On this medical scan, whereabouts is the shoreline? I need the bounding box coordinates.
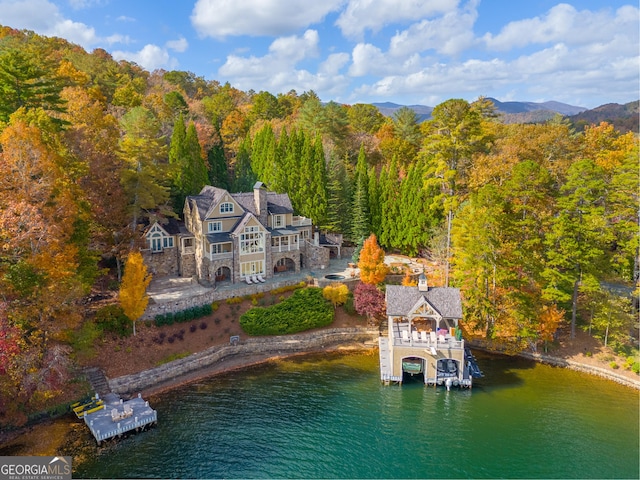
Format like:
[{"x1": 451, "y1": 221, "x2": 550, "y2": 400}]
[{"x1": 1, "y1": 334, "x2": 638, "y2": 455}]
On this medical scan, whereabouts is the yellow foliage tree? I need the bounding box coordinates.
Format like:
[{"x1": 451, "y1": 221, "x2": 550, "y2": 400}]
[
  {"x1": 119, "y1": 251, "x2": 152, "y2": 335},
  {"x1": 322, "y1": 283, "x2": 349, "y2": 309},
  {"x1": 358, "y1": 234, "x2": 388, "y2": 285}
]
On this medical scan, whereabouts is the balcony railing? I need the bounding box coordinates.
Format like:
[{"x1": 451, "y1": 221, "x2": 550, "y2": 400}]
[
  {"x1": 210, "y1": 251, "x2": 233, "y2": 261},
  {"x1": 291, "y1": 217, "x2": 312, "y2": 227},
  {"x1": 390, "y1": 326, "x2": 464, "y2": 349},
  {"x1": 271, "y1": 243, "x2": 299, "y2": 253}
]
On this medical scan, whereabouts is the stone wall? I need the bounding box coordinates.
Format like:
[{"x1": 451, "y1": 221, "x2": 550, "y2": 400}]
[
  {"x1": 304, "y1": 240, "x2": 330, "y2": 269},
  {"x1": 518, "y1": 351, "x2": 640, "y2": 390},
  {"x1": 143, "y1": 276, "x2": 309, "y2": 319},
  {"x1": 180, "y1": 252, "x2": 197, "y2": 278},
  {"x1": 142, "y1": 247, "x2": 179, "y2": 277},
  {"x1": 108, "y1": 328, "x2": 378, "y2": 395}
]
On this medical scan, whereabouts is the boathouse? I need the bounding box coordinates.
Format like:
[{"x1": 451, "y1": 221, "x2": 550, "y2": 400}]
[{"x1": 379, "y1": 274, "x2": 482, "y2": 388}]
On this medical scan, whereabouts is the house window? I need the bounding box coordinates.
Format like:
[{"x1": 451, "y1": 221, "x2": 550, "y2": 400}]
[
  {"x1": 211, "y1": 243, "x2": 223, "y2": 255},
  {"x1": 182, "y1": 238, "x2": 194, "y2": 249},
  {"x1": 241, "y1": 260, "x2": 264, "y2": 277},
  {"x1": 273, "y1": 215, "x2": 284, "y2": 228},
  {"x1": 220, "y1": 202, "x2": 234, "y2": 214},
  {"x1": 240, "y1": 226, "x2": 264, "y2": 254},
  {"x1": 208, "y1": 221, "x2": 222, "y2": 233},
  {"x1": 162, "y1": 237, "x2": 174, "y2": 248},
  {"x1": 150, "y1": 233, "x2": 163, "y2": 252}
]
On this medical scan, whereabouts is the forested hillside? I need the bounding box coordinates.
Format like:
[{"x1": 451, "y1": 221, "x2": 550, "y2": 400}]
[{"x1": 0, "y1": 27, "x2": 637, "y2": 425}]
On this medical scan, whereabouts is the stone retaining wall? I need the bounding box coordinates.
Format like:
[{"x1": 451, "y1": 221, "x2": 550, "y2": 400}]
[
  {"x1": 518, "y1": 351, "x2": 640, "y2": 390},
  {"x1": 143, "y1": 277, "x2": 308, "y2": 320},
  {"x1": 108, "y1": 328, "x2": 378, "y2": 395}
]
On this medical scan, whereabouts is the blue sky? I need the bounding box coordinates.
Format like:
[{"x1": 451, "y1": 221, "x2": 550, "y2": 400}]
[{"x1": 1, "y1": 0, "x2": 638, "y2": 108}]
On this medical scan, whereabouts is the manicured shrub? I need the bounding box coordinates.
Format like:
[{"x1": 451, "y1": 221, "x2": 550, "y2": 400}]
[
  {"x1": 226, "y1": 296, "x2": 243, "y2": 305},
  {"x1": 95, "y1": 305, "x2": 132, "y2": 337},
  {"x1": 190, "y1": 324, "x2": 197, "y2": 333},
  {"x1": 240, "y1": 287, "x2": 333, "y2": 336},
  {"x1": 200, "y1": 321, "x2": 207, "y2": 330}
]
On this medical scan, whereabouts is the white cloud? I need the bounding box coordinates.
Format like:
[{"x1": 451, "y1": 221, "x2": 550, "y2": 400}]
[
  {"x1": 112, "y1": 44, "x2": 178, "y2": 71},
  {"x1": 483, "y1": 4, "x2": 640, "y2": 51},
  {"x1": 319, "y1": 52, "x2": 350, "y2": 76},
  {"x1": 335, "y1": 0, "x2": 458, "y2": 39},
  {"x1": 166, "y1": 37, "x2": 188, "y2": 53},
  {"x1": 67, "y1": 0, "x2": 105, "y2": 9},
  {"x1": 0, "y1": 0, "x2": 127, "y2": 48},
  {"x1": 117, "y1": 15, "x2": 136, "y2": 23},
  {"x1": 218, "y1": 30, "x2": 349, "y2": 99},
  {"x1": 389, "y1": 0, "x2": 479, "y2": 57},
  {"x1": 191, "y1": 0, "x2": 344, "y2": 38}
]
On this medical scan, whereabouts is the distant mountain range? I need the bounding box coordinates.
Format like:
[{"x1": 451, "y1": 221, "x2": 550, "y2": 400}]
[{"x1": 371, "y1": 99, "x2": 638, "y2": 133}]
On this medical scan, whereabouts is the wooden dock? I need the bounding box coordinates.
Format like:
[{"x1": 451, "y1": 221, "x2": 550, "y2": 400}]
[{"x1": 84, "y1": 393, "x2": 157, "y2": 444}]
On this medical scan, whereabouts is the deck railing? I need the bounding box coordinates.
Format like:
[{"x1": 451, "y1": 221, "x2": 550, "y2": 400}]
[
  {"x1": 390, "y1": 331, "x2": 464, "y2": 349},
  {"x1": 271, "y1": 244, "x2": 299, "y2": 253}
]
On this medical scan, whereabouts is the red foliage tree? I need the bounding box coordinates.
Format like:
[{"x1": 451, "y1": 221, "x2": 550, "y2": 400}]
[{"x1": 354, "y1": 282, "x2": 386, "y2": 323}]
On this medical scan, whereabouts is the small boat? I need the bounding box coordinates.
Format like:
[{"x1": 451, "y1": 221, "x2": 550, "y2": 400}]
[{"x1": 402, "y1": 360, "x2": 423, "y2": 374}]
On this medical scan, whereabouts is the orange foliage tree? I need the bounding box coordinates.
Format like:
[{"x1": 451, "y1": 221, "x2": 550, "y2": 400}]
[{"x1": 357, "y1": 234, "x2": 388, "y2": 285}]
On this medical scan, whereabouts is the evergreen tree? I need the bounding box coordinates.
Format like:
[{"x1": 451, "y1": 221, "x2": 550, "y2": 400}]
[
  {"x1": 379, "y1": 157, "x2": 400, "y2": 249},
  {"x1": 350, "y1": 144, "x2": 370, "y2": 241},
  {"x1": 185, "y1": 121, "x2": 208, "y2": 193},
  {"x1": 207, "y1": 139, "x2": 229, "y2": 190},
  {"x1": 231, "y1": 136, "x2": 256, "y2": 192},
  {"x1": 543, "y1": 159, "x2": 611, "y2": 339},
  {"x1": 118, "y1": 107, "x2": 171, "y2": 231}
]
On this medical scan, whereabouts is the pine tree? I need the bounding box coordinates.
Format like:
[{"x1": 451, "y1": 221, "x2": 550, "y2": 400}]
[
  {"x1": 185, "y1": 121, "x2": 208, "y2": 194},
  {"x1": 118, "y1": 107, "x2": 171, "y2": 231},
  {"x1": 350, "y1": 144, "x2": 370, "y2": 241},
  {"x1": 207, "y1": 138, "x2": 229, "y2": 189},
  {"x1": 543, "y1": 159, "x2": 611, "y2": 339}
]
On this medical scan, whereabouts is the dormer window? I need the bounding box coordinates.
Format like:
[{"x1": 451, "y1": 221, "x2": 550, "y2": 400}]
[
  {"x1": 273, "y1": 215, "x2": 284, "y2": 228},
  {"x1": 220, "y1": 202, "x2": 234, "y2": 214}
]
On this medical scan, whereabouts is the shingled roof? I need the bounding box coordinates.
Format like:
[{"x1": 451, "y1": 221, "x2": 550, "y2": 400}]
[{"x1": 386, "y1": 284, "x2": 462, "y2": 319}]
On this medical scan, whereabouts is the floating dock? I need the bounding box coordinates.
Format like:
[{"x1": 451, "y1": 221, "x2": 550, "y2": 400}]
[{"x1": 83, "y1": 393, "x2": 157, "y2": 444}]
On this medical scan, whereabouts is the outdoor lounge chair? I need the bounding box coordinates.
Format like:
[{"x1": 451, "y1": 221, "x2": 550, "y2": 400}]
[
  {"x1": 412, "y1": 330, "x2": 420, "y2": 342},
  {"x1": 430, "y1": 331, "x2": 437, "y2": 343},
  {"x1": 257, "y1": 274, "x2": 266, "y2": 282},
  {"x1": 421, "y1": 331, "x2": 428, "y2": 342},
  {"x1": 402, "y1": 330, "x2": 410, "y2": 343},
  {"x1": 251, "y1": 275, "x2": 259, "y2": 283},
  {"x1": 245, "y1": 276, "x2": 252, "y2": 285}
]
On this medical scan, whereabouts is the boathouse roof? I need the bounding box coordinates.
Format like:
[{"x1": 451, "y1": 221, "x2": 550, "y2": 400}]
[{"x1": 386, "y1": 285, "x2": 462, "y2": 319}]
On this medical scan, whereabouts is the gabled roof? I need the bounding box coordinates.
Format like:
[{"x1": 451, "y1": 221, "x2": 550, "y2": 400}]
[
  {"x1": 230, "y1": 212, "x2": 266, "y2": 236},
  {"x1": 186, "y1": 185, "x2": 296, "y2": 226},
  {"x1": 386, "y1": 284, "x2": 462, "y2": 319},
  {"x1": 144, "y1": 218, "x2": 182, "y2": 237}
]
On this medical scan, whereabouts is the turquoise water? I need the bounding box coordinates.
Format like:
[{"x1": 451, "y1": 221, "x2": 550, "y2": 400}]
[{"x1": 75, "y1": 352, "x2": 639, "y2": 479}]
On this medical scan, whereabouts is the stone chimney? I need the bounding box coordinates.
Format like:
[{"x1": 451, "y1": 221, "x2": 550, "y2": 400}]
[{"x1": 253, "y1": 181, "x2": 268, "y2": 226}]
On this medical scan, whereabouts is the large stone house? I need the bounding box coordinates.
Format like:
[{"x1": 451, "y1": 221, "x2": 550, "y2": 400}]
[{"x1": 142, "y1": 182, "x2": 334, "y2": 286}]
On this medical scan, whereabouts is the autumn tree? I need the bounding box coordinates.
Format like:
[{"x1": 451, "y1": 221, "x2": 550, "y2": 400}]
[
  {"x1": 322, "y1": 283, "x2": 349, "y2": 309},
  {"x1": 353, "y1": 282, "x2": 386, "y2": 324},
  {"x1": 119, "y1": 251, "x2": 152, "y2": 336},
  {"x1": 358, "y1": 234, "x2": 388, "y2": 285}
]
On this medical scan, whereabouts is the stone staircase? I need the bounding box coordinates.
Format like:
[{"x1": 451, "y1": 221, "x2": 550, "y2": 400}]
[{"x1": 84, "y1": 367, "x2": 111, "y2": 397}]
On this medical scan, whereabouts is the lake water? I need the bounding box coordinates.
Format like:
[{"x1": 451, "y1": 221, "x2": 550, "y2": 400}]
[{"x1": 74, "y1": 351, "x2": 639, "y2": 479}]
